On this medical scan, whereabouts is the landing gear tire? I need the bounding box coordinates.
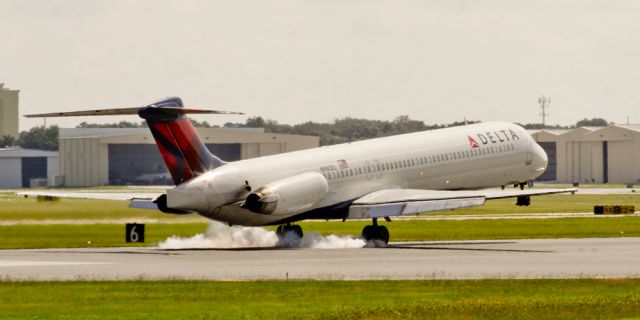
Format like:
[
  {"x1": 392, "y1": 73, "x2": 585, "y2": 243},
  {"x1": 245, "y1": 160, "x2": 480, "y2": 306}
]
[
  {"x1": 516, "y1": 195, "x2": 531, "y2": 206},
  {"x1": 291, "y1": 225, "x2": 303, "y2": 239},
  {"x1": 276, "y1": 224, "x2": 304, "y2": 247},
  {"x1": 362, "y1": 225, "x2": 390, "y2": 245}
]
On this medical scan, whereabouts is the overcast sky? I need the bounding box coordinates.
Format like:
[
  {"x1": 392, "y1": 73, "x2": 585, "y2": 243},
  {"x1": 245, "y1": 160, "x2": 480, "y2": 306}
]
[{"x1": 2, "y1": 0, "x2": 640, "y2": 131}]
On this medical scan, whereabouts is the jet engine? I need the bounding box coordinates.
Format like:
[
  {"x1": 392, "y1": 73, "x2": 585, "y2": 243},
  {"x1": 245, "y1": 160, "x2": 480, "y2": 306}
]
[{"x1": 243, "y1": 172, "x2": 329, "y2": 215}]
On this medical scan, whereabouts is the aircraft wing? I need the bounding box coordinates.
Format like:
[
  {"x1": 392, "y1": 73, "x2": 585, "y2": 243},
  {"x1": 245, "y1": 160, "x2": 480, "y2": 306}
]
[
  {"x1": 347, "y1": 188, "x2": 578, "y2": 219},
  {"x1": 16, "y1": 190, "x2": 164, "y2": 210}
]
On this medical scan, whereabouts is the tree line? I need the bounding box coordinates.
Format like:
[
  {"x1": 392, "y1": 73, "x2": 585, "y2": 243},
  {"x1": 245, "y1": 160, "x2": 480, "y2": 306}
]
[{"x1": 2, "y1": 117, "x2": 610, "y2": 151}]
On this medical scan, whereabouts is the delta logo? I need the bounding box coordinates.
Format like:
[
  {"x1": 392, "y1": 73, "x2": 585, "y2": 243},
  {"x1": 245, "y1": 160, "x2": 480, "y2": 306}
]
[
  {"x1": 467, "y1": 129, "x2": 520, "y2": 149},
  {"x1": 467, "y1": 136, "x2": 479, "y2": 148}
]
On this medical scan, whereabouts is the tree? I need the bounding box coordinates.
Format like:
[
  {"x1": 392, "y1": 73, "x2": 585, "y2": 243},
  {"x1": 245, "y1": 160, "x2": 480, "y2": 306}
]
[
  {"x1": 245, "y1": 116, "x2": 265, "y2": 128},
  {"x1": 189, "y1": 120, "x2": 216, "y2": 128},
  {"x1": 17, "y1": 126, "x2": 59, "y2": 151},
  {"x1": 77, "y1": 121, "x2": 147, "y2": 128},
  {"x1": 0, "y1": 135, "x2": 16, "y2": 147},
  {"x1": 576, "y1": 118, "x2": 608, "y2": 127}
]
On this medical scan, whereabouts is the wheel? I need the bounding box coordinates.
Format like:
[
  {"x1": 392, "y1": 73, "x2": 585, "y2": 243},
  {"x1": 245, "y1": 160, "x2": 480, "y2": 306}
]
[
  {"x1": 362, "y1": 225, "x2": 374, "y2": 241},
  {"x1": 292, "y1": 225, "x2": 303, "y2": 239},
  {"x1": 361, "y1": 225, "x2": 389, "y2": 244},
  {"x1": 276, "y1": 224, "x2": 303, "y2": 248},
  {"x1": 378, "y1": 226, "x2": 390, "y2": 244}
]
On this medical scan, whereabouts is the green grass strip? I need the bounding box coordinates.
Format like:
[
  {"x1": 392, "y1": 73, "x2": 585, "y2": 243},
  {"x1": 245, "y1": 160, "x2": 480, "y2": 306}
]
[
  {"x1": 0, "y1": 223, "x2": 207, "y2": 249},
  {"x1": 2, "y1": 193, "x2": 639, "y2": 221},
  {"x1": 2, "y1": 217, "x2": 640, "y2": 249},
  {"x1": 297, "y1": 216, "x2": 640, "y2": 242},
  {"x1": 0, "y1": 279, "x2": 639, "y2": 319}
]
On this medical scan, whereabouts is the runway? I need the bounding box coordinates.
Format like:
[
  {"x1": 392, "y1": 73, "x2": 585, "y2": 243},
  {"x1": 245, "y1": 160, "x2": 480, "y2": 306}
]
[{"x1": 1, "y1": 237, "x2": 639, "y2": 280}]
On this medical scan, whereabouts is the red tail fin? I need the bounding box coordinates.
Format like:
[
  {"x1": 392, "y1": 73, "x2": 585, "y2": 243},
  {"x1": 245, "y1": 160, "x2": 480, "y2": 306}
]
[
  {"x1": 24, "y1": 96, "x2": 240, "y2": 185},
  {"x1": 139, "y1": 97, "x2": 225, "y2": 185}
]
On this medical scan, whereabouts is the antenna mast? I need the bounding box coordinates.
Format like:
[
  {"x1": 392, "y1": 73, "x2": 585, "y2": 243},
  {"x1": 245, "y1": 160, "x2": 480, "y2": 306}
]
[{"x1": 538, "y1": 95, "x2": 550, "y2": 127}]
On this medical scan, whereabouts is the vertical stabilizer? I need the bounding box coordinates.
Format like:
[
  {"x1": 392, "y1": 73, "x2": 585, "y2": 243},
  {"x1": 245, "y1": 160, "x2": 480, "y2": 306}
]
[
  {"x1": 24, "y1": 96, "x2": 241, "y2": 185},
  {"x1": 138, "y1": 97, "x2": 225, "y2": 185}
]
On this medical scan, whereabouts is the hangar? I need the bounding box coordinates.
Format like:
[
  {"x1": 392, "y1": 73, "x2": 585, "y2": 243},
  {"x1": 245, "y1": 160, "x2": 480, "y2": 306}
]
[
  {"x1": 0, "y1": 147, "x2": 59, "y2": 188},
  {"x1": 58, "y1": 127, "x2": 319, "y2": 187},
  {"x1": 531, "y1": 124, "x2": 640, "y2": 184}
]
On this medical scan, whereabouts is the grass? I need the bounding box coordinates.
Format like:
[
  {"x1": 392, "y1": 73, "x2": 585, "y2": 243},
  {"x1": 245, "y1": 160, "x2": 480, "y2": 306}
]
[
  {"x1": 448, "y1": 193, "x2": 640, "y2": 215},
  {"x1": 2, "y1": 217, "x2": 640, "y2": 249},
  {"x1": 0, "y1": 193, "x2": 197, "y2": 221},
  {"x1": 0, "y1": 223, "x2": 207, "y2": 249},
  {"x1": 535, "y1": 183, "x2": 639, "y2": 188},
  {"x1": 1, "y1": 192, "x2": 639, "y2": 249},
  {"x1": 1, "y1": 193, "x2": 639, "y2": 221},
  {"x1": 0, "y1": 279, "x2": 640, "y2": 319},
  {"x1": 296, "y1": 217, "x2": 640, "y2": 242}
]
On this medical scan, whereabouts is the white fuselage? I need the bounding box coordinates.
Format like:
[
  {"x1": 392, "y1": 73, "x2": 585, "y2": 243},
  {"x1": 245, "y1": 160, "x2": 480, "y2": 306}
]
[{"x1": 166, "y1": 121, "x2": 548, "y2": 226}]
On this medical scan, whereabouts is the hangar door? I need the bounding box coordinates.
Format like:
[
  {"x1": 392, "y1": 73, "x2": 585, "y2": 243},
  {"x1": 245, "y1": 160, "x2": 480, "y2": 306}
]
[
  {"x1": 205, "y1": 143, "x2": 241, "y2": 161},
  {"x1": 21, "y1": 157, "x2": 47, "y2": 188},
  {"x1": 536, "y1": 142, "x2": 556, "y2": 181},
  {"x1": 109, "y1": 144, "x2": 169, "y2": 185},
  {"x1": 569, "y1": 142, "x2": 604, "y2": 184},
  {"x1": 607, "y1": 141, "x2": 634, "y2": 183},
  {"x1": 108, "y1": 143, "x2": 241, "y2": 185}
]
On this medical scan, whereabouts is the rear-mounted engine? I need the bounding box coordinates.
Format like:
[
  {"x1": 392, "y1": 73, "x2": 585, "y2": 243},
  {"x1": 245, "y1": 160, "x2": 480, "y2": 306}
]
[{"x1": 243, "y1": 172, "x2": 328, "y2": 215}]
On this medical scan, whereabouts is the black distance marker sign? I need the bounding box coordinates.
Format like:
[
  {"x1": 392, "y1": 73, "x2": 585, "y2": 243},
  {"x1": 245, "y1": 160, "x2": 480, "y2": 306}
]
[{"x1": 126, "y1": 223, "x2": 145, "y2": 243}]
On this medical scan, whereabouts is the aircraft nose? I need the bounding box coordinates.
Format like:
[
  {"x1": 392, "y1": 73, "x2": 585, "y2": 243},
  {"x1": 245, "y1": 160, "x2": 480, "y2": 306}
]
[{"x1": 531, "y1": 143, "x2": 548, "y2": 174}]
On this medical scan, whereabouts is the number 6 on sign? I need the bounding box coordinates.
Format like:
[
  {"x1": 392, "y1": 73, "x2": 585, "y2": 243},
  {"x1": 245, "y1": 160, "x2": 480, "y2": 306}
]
[{"x1": 126, "y1": 223, "x2": 145, "y2": 243}]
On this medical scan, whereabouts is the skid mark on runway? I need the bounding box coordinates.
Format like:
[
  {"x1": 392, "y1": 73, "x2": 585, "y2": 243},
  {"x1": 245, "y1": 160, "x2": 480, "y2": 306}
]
[
  {"x1": 388, "y1": 245, "x2": 552, "y2": 253},
  {"x1": 396, "y1": 241, "x2": 518, "y2": 246}
]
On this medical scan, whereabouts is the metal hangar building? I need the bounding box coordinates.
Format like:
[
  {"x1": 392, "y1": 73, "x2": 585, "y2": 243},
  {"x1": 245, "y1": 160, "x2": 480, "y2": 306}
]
[
  {"x1": 0, "y1": 148, "x2": 59, "y2": 188},
  {"x1": 58, "y1": 127, "x2": 319, "y2": 187},
  {"x1": 530, "y1": 124, "x2": 640, "y2": 184}
]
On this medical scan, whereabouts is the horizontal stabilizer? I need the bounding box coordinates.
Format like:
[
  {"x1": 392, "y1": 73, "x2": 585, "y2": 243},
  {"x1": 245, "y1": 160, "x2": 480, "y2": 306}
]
[
  {"x1": 24, "y1": 107, "x2": 243, "y2": 118},
  {"x1": 18, "y1": 190, "x2": 162, "y2": 201}
]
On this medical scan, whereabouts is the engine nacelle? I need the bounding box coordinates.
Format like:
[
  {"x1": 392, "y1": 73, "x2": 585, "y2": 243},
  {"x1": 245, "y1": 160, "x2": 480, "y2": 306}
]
[{"x1": 244, "y1": 172, "x2": 329, "y2": 215}]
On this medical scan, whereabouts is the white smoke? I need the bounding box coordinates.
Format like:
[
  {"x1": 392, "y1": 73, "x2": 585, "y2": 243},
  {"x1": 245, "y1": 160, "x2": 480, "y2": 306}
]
[{"x1": 157, "y1": 221, "x2": 369, "y2": 249}]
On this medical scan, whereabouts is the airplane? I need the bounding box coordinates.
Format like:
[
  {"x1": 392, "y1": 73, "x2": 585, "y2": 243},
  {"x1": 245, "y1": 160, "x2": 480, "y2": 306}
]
[{"x1": 24, "y1": 97, "x2": 576, "y2": 245}]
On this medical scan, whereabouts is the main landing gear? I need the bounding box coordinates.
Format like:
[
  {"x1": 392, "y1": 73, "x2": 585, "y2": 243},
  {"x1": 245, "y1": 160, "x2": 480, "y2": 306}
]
[
  {"x1": 275, "y1": 223, "x2": 303, "y2": 247},
  {"x1": 361, "y1": 218, "x2": 390, "y2": 244},
  {"x1": 514, "y1": 181, "x2": 530, "y2": 206}
]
